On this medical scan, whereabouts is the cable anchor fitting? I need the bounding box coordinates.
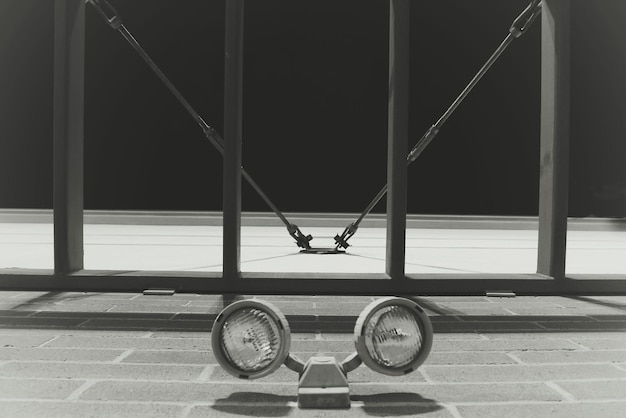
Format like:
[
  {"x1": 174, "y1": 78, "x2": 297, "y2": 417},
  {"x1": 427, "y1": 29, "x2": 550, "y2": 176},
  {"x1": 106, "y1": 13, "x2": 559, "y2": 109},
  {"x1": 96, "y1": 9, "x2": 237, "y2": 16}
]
[
  {"x1": 334, "y1": 223, "x2": 358, "y2": 249},
  {"x1": 407, "y1": 126, "x2": 439, "y2": 164},
  {"x1": 88, "y1": 0, "x2": 123, "y2": 30},
  {"x1": 510, "y1": 0, "x2": 542, "y2": 38},
  {"x1": 288, "y1": 224, "x2": 313, "y2": 250}
]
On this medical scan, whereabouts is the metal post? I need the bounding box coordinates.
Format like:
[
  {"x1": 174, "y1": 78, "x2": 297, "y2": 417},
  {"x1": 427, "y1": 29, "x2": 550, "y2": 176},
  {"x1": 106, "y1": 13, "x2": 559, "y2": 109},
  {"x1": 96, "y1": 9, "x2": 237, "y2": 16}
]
[
  {"x1": 386, "y1": 0, "x2": 410, "y2": 280},
  {"x1": 537, "y1": 0, "x2": 570, "y2": 280},
  {"x1": 53, "y1": 0, "x2": 85, "y2": 275},
  {"x1": 223, "y1": 0, "x2": 244, "y2": 280}
]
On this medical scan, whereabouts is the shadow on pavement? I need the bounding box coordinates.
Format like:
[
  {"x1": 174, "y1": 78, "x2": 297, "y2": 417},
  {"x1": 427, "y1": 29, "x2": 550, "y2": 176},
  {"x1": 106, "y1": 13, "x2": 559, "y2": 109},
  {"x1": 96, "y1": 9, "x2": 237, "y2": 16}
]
[
  {"x1": 211, "y1": 391, "x2": 442, "y2": 416},
  {"x1": 353, "y1": 392, "x2": 443, "y2": 416},
  {"x1": 212, "y1": 392, "x2": 295, "y2": 417}
]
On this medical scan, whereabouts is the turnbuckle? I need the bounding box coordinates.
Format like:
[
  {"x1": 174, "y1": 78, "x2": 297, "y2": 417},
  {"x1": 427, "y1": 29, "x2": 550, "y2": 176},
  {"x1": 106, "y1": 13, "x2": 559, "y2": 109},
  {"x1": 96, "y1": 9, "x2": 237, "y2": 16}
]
[{"x1": 510, "y1": 0, "x2": 542, "y2": 38}]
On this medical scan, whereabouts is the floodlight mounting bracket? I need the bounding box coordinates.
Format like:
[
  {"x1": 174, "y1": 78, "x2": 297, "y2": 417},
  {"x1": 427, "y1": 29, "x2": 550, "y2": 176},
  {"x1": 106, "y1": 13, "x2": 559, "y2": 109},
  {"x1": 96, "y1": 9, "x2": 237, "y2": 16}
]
[{"x1": 297, "y1": 356, "x2": 351, "y2": 409}]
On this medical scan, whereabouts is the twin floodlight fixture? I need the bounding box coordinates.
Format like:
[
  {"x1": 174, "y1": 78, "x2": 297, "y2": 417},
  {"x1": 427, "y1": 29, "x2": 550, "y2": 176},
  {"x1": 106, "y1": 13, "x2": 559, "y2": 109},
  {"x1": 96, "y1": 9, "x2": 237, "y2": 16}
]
[{"x1": 211, "y1": 297, "x2": 433, "y2": 409}]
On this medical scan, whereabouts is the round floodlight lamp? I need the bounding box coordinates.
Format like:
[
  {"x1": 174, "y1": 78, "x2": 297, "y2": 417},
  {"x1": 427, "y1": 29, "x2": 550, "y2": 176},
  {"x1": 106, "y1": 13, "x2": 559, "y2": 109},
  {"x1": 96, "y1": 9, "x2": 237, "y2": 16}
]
[
  {"x1": 354, "y1": 297, "x2": 433, "y2": 376},
  {"x1": 211, "y1": 299, "x2": 291, "y2": 379}
]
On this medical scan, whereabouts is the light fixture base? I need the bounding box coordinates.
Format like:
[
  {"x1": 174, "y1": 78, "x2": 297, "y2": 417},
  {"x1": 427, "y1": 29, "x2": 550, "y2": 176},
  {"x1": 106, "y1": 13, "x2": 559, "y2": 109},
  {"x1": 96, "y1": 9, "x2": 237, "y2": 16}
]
[{"x1": 297, "y1": 356, "x2": 350, "y2": 409}]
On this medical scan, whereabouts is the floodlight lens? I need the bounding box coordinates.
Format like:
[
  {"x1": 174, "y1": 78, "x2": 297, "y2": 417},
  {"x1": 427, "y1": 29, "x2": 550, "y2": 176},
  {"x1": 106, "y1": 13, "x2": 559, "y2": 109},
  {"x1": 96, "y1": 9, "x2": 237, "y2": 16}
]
[
  {"x1": 220, "y1": 307, "x2": 282, "y2": 373},
  {"x1": 355, "y1": 297, "x2": 433, "y2": 375},
  {"x1": 363, "y1": 305, "x2": 423, "y2": 368}
]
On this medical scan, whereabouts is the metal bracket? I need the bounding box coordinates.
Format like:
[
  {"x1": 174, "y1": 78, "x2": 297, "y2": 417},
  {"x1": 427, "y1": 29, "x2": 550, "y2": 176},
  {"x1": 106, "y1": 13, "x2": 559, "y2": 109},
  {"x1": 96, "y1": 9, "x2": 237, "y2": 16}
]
[
  {"x1": 297, "y1": 356, "x2": 351, "y2": 409},
  {"x1": 486, "y1": 291, "x2": 517, "y2": 298},
  {"x1": 143, "y1": 289, "x2": 175, "y2": 296}
]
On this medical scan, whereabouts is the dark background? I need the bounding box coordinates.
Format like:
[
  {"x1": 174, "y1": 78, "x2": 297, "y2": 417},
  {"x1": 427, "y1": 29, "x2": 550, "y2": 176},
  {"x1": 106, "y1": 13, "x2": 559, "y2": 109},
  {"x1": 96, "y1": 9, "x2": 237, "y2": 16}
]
[{"x1": 1, "y1": 0, "x2": 625, "y2": 216}]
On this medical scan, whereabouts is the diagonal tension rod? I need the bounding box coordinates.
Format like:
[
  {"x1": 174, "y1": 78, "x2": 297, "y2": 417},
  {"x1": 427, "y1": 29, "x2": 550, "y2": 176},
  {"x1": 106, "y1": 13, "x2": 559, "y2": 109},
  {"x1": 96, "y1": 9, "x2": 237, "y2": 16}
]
[
  {"x1": 87, "y1": 0, "x2": 313, "y2": 250},
  {"x1": 333, "y1": 0, "x2": 542, "y2": 250}
]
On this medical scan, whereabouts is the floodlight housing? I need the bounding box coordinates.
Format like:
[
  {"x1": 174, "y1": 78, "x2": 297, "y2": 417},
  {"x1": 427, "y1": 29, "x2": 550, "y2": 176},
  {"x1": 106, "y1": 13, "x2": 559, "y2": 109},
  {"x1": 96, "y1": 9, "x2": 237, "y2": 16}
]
[
  {"x1": 354, "y1": 297, "x2": 433, "y2": 376},
  {"x1": 211, "y1": 299, "x2": 291, "y2": 379}
]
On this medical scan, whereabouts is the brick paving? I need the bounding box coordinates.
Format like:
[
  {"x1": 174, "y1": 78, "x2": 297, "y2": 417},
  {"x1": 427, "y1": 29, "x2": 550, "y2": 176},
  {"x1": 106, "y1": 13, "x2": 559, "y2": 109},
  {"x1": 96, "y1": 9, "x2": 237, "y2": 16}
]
[{"x1": 0, "y1": 291, "x2": 625, "y2": 417}]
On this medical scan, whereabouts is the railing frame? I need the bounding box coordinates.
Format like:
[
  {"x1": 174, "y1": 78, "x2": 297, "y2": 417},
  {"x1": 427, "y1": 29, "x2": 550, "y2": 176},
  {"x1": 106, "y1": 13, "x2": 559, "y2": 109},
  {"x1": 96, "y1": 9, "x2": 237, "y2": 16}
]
[{"x1": 1, "y1": 0, "x2": 624, "y2": 296}]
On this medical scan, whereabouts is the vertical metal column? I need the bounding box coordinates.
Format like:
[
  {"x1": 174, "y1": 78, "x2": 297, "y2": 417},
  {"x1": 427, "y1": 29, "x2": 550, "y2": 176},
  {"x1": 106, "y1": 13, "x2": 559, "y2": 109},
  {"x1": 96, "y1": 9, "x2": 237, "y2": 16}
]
[
  {"x1": 386, "y1": 0, "x2": 410, "y2": 280},
  {"x1": 53, "y1": 0, "x2": 85, "y2": 276},
  {"x1": 537, "y1": 0, "x2": 570, "y2": 280},
  {"x1": 223, "y1": 0, "x2": 244, "y2": 280}
]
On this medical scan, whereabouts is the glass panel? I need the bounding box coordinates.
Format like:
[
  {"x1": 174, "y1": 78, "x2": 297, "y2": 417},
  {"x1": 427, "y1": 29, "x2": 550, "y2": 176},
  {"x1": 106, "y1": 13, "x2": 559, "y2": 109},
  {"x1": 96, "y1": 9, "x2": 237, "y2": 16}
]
[
  {"x1": 405, "y1": 0, "x2": 540, "y2": 276},
  {"x1": 240, "y1": 0, "x2": 388, "y2": 274},
  {"x1": 84, "y1": 219, "x2": 222, "y2": 272},
  {"x1": 83, "y1": 1, "x2": 224, "y2": 272},
  {"x1": 0, "y1": 2, "x2": 54, "y2": 269},
  {"x1": 240, "y1": 220, "x2": 387, "y2": 274},
  {"x1": 566, "y1": 0, "x2": 626, "y2": 276},
  {"x1": 405, "y1": 221, "x2": 538, "y2": 275},
  {"x1": 0, "y1": 216, "x2": 53, "y2": 269}
]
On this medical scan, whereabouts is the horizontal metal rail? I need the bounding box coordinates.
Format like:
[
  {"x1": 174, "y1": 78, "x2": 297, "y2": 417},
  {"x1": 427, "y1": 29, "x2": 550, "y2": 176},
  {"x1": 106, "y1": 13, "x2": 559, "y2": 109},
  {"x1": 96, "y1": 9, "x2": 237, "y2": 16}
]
[{"x1": 1, "y1": 270, "x2": 625, "y2": 296}]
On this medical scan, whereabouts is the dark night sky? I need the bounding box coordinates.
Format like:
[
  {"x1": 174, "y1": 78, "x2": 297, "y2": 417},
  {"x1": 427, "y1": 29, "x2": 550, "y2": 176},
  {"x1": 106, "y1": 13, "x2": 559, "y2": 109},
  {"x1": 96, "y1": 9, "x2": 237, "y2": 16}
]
[{"x1": 1, "y1": 0, "x2": 625, "y2": 216}]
